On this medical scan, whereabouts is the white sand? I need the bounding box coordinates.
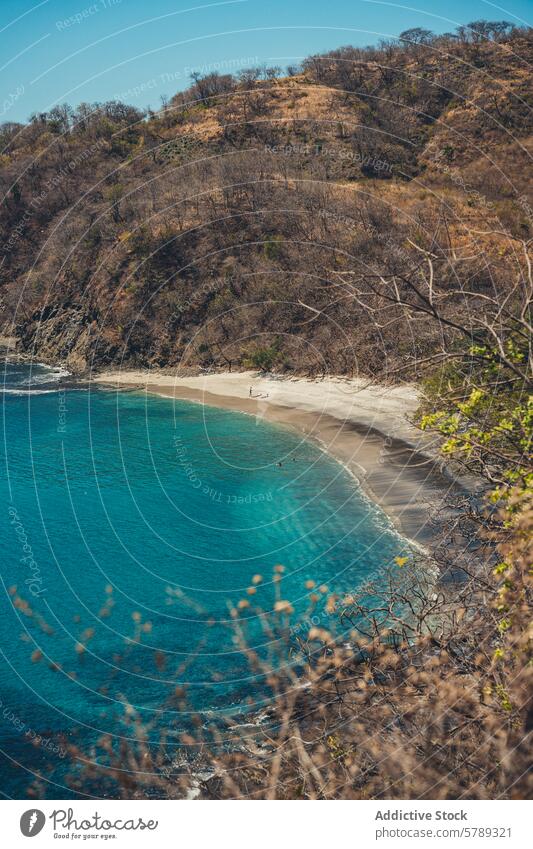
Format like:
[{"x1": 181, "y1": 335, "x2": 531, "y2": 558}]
[
  {"x1": 93, "y1": 369, "x2": 467, "y2": 549},
  {"x1": 94, "y1": 370, "x2": 423, "y2": 445}
]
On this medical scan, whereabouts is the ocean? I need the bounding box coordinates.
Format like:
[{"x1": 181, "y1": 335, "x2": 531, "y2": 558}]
[{"x1": 0, "y1": 363, "x2": 405, "y2": 797}]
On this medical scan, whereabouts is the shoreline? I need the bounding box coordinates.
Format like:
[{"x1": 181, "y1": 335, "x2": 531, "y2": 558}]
[{"x1": 93, "y1": 370, "x2": 477, "y2": 551}]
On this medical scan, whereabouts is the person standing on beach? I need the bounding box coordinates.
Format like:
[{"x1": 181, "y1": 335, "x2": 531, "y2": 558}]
[{"x1": 249, "y1": 387, "x2": 253, "y2": 397}]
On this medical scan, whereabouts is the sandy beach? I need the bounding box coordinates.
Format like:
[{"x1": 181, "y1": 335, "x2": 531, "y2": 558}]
[{"x1": 93, "y1": 370, "x2": 473, "y2": 549}]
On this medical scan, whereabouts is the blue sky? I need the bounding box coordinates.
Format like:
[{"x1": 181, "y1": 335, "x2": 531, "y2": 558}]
[{"x1": 2, "y1": 0, "x2": 532, "y2": 122}]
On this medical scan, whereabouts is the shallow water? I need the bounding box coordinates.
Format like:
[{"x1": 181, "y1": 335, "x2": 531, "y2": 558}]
[{"x1": 0, "y1": 363, "x2": 406, "y2": 797}]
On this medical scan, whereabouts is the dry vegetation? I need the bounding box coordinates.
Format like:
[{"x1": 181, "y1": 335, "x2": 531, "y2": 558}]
[
  {"x1": 42, "y1": 502, "x2": 528, "y2": 801},
  {"x1": 2, "y1": 21, "x2": 531, "y2": 800},
  {"x1": 1, "y1": 23, "x2": 531, "y2": 377}
]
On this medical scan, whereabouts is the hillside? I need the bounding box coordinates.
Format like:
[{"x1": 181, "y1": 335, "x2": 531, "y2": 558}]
[
  {"x1": 1, "y1": 24, "x2": 532, "y2": 377},
  {"x1": 1, "y1": 21, "x2": 532, "y2": 803}
]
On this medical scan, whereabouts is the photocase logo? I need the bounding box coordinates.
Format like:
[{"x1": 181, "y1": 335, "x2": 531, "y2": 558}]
[{"x1": 20, "y1": 809, "x2": 45, "y2": 837}]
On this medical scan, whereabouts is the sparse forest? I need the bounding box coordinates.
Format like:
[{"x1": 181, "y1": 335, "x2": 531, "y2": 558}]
[
  {"x1": 1, "y1": 22, "x2": 531, "y2": 378},
  {"x1": 1, "y1": 21, "x2": 531, "y2": 800}
]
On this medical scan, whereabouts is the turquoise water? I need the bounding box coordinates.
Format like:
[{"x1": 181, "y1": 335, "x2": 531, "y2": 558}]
[{"x1": 0, "y1": 364, "x2": 404, "y2": 797}]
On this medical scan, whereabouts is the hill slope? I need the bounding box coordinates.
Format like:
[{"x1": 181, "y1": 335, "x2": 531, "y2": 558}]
[{"x1": 1, "y1": 26, "x2": 531, "y2": 377}]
